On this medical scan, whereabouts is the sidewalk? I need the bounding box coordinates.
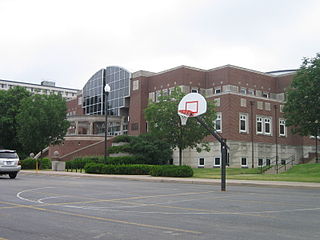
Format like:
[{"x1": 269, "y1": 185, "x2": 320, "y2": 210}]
[{"x1": 20, "y1": 170, "x2": 320, "y2": 189}]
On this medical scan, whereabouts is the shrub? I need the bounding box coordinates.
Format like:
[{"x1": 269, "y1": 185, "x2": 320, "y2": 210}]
[
  {"x1": 39, "y1": 158, "x2": 51, "y2": 169},
  {"x1": 112, "y1": 135, "x2": 134, "y2": 143},
  {"x1": 108, "y1": 144, "x2": 132, "y2": 154},
  {"x1": 84, "y1": 163, "x2": 154, "y2": 175},
  {"x1": 21, "y1": 158, "x2": 35, "y2": 169},
  {"x1": 21, "y1": 158, "x2": 51, "y2": 170},
  {"x1": 66, "y1": 156, "x2": 107, "y2": 170},
  {"x1": 150, "y1": 165, "x2": 193, "y2": 177},
  {"x1": 107, "y1": 156, "x2": 146, "y2": 165}
]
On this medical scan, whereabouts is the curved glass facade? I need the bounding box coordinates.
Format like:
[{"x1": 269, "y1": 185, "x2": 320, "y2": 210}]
[
  {"x1": 82, "y1": 66, "x2": 131, "y2": 117},
  {"x1": 82, "y1": 69, "x2": 104, "y2": 115},
  {"x1": 105, "y1": 66, "x2": 130, "y2": 116}
]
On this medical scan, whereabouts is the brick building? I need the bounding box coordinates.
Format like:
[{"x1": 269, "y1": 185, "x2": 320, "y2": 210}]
[
  {"x1": 57, "y1": 64, "x2": 316, "y2": 167},
  {"x1": 128, "y1": 65, "x2": 316, "y2": 168}
]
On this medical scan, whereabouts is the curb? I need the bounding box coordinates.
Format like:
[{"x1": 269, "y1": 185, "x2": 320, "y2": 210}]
[{"x1": 20, "y1": 170, "x2": 320, "y2": 189}]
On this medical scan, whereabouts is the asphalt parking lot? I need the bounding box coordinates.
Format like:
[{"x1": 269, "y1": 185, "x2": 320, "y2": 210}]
[{"x1": 1, "y1": 173, "x2": 320, "y2": 240}]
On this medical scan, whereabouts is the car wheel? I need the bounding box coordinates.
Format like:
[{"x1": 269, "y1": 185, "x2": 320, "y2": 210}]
[{"x1": 9, "y1": 172, "x2": 17, "y2": 179}]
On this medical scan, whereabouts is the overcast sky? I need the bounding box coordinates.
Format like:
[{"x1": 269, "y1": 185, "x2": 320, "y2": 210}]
[{"x1": 1, "y1": 0, "x2": 319, "y2": 89}]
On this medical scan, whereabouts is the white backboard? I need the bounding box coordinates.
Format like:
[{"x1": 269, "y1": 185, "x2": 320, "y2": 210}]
[{"x1": 178, "y1": 93, "x2": 207, "y2": 117}]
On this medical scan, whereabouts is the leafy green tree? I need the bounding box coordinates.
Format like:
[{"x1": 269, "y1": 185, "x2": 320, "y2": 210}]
[
  {"x1": 144, "y1": 88, "x2": 216, "y2": 165},
  {"x1": 284, "y1": 54, "x2": 320, "y2": 135},
  {"x1": 0, "y1": 87, "x2": 31, "y2": 153},
  {"x1": 16, "y1": 94, "x2": 70, "y2": 155},
  {"x1": 129, "y1": 134, "x2": 173, "y2": 165},
  {"x1": 284, "y1": 53, "x2": 320, "y2": 162}
]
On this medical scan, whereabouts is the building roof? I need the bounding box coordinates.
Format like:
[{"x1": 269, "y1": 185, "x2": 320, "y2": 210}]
[{"x1": 0, "y1": 78, "x2": 80, "y2": 91}]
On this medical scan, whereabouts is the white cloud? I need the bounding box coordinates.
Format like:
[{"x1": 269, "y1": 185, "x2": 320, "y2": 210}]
[{"x1": 0, "y1": 0, "x2": 320, "y2": 89}]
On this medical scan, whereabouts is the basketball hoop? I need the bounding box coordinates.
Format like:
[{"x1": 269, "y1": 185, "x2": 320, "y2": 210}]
[
  {"x1": 178, "y1": 110, "x2": 194, "y2": 126},
  {"x1": 177, "y1": 93, "x2": 207, "y2": 126}
]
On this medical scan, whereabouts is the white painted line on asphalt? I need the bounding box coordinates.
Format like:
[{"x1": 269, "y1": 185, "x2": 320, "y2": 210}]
[{"x1": 16, "y1": 187, "x2": 55, "y2": 203}]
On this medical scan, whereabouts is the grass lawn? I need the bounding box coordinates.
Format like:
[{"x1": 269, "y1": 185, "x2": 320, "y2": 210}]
[{"x1": 192, "y1": 163, "x2": 320, "y2": 183}]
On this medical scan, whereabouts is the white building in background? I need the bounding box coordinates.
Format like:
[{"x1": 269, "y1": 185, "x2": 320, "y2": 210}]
[{"x1": 0, "y1": 79, "x2": 80, "y2": 100}]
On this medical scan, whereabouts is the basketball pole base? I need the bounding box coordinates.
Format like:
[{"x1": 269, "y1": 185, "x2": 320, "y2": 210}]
[{"x1": 196, "y1": 116, "x2": 228, "y2": 192}]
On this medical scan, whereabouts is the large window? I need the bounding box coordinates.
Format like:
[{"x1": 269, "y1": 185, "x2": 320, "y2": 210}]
[
  {"x1": 256, "y1": 116, "x2": 272, "y2": 136},
  {"x1": 215, "y1": 112, "x2": 222, "y2": 132},
  {"x1": 82, "y1": 69, "x2": 104, "y2": 115},
  {"x1": 257, "y1": 117, "x2": 263, "y2": 134},
  {"x1": 239, "y1": 114, "x2": 248, "y2": 133},
  {"x1": 264, "y1": 118, "x2": 271, "y2": 135},
  {"x1": 105, "y1": 66, "x2": 131, "y2": 116},
  {"x1": 279, "y1": 119, "x2": 286, "y2": 136},
  {"x1": 82, "y1": 67, "x2": 131, "y2": 116}
]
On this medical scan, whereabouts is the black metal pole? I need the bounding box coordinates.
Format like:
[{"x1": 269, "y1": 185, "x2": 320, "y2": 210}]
[
  {"x1": 275, "y1": 105, "x2": 278, "y2": 174},
  {"x1": 221, "y1": 139, "x2": 227, "y2": 191},
  {"x1": 104, "y1": 92, "x2": 109, "y2": 163},
  {"x1": 196, "y1": 116, "x2": 228, "y2": 191},
  {"x1": 250, "y1": 101, "x2": 254, "y2": 168}
]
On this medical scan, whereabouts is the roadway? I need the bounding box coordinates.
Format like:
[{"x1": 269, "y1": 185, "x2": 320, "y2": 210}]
[{"x1": 0, "y1": 172, "x2": 320, "y2": 240}]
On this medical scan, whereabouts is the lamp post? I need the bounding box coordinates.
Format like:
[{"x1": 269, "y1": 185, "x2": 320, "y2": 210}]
[{"x1": 104, "y1": 84, "x2": 111, "y2": 163}]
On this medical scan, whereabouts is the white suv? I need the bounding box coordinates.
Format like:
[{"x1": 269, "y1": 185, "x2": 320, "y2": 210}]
[{"x1": 0, "y1": 150, "x2": 21, "y2": 179}]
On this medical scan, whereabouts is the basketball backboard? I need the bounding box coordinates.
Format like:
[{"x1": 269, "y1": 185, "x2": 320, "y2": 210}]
[{"x1": 178, "y1": 93, "x2": 207, "y2": 125}]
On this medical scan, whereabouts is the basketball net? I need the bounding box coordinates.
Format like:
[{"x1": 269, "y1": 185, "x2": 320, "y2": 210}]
[{"x1": 178, "y1": 110, "x2": 194, "y2": 126}]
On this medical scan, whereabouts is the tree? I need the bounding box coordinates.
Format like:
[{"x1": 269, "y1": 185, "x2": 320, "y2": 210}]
[
  {"x1": 130, "y1": 134, "x2": 173, "y2": 165},
  {"x1": 144, "y1": 88, "x2": 216, "y2": 165},
  {"x1": 284, "y1": 53, "x2": 320, "y2": 162},
  {"x1": 0, "y1": 87, "x2": 31, "y2": 154},
  {"x1": 16, "y1": 94, "x2": 70, "y2": 155}
]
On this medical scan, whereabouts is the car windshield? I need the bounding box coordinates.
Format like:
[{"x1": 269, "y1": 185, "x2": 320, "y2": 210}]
[{"x1": 0, "y1": 152, "x2": 18, "y2": 159}]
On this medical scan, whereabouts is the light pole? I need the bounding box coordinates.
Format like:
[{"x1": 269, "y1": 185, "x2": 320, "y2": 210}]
[{"x1": 104, "y1": 84, "x2": 111, "y2": 163}]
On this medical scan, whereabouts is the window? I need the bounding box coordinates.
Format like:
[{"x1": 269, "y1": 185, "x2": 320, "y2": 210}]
[
  {"x1": 191, "y1": 88, "x2": 198, "y2": 93},
  {"x1": 258, "y1": 158, "x2": 263, "y2": 166},
  {"x1": 264, "y1": 118, "x2": 271, "y2": 135},
  {"x1": 215, "y1": 112, "x2": 222, "y2": 132},
  {"x1": 256, "y1": 117, "x2": 263, "y2": 134},
  {"x1": 280, "y1": 105, "x2": 284, "y2": 113},
  {"x1": 279, "y1": 119, "x2": 286, "y2": 136},
  {"x1": 239, "y1": 114, "x2": 248, "y2": 133},
  {"x1": 215, "y1": 87, "x2": 221, "y2": 94},
  {"x1": 266, "y1": 158, "x2": 271, "y2": 166},
  {"x1": 215, "y1": 98, "x2": 220, "y2": 107},
  {"x1": 240, "y1": 98, "x2": 246, "y2": 107},
  {"x1": 241, "y1": 157, "x2": 247, "y2": 168},
  {"x1": 281, "y1": 159, "x2": 286, "y2": 165},
  {"x1": 256, "y1": 116, "x2": 272, "y2": 135},
  {"x1": 148, "y1": 92, "x2": 155, "y2": 102},
  {"x1": 264, "y1": 102, "x2": 271, "y2": 111},
  {"x1": 240, "y1": 87, "x2": 247, "y2": 94},
  {"x1": 257, "y1": 101, "x2": 263, "y2": 110},
  {"x1": 248, "y1": 89, "x2": 254, "y2": 95},
  {"x1": 131, "y1": 123, "x2": 139, "y2": 131},
  {"x1": 198, "y1": 158, "x2": 205, "y2": 168},
  {"x1": 214, "y1": 157, "x2": 221, "y2": 167}
]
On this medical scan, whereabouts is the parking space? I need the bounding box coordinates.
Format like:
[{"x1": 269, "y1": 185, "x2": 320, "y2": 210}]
[{"x1": 1, "y1": 173, "x2": 320, "y2": 240}]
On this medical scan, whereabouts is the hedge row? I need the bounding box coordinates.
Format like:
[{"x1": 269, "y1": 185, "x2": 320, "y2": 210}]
[
  {"x1": 21, "y1": 158, "x2": 52, "y2": 170},
  {"x1": 84, "y1": 163, "x2": 193, "y2": 177},
  {"x1": 150, "y1": 165, "x2": 193, "y2": 177},
  {"x1": 84, "y1": 163, "x2": 152, "y2": 175},
  {"x1": 66, "y1": 155, "x2": 147, "y2": 170}
]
